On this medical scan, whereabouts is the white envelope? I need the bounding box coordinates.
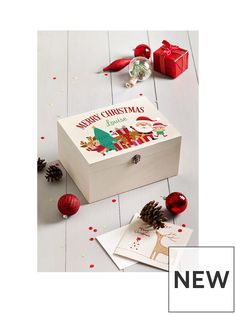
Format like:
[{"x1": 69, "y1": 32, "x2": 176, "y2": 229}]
[{"x1": 96, "y1": 225, "x2": 137, "y2": 270}]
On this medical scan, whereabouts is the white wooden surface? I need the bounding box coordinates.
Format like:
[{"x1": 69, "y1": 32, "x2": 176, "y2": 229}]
[{"x1": 38, "y1": 31, "x2": 198, "y2": 272}]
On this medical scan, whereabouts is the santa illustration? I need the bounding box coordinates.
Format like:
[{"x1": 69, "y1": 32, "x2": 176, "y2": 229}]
[
  {"x1": 133, "y1": 116, "x2": 157, "y2": 134},
  {"x1": 153, "y1": 122, "x2": 168, "y2": 138}
]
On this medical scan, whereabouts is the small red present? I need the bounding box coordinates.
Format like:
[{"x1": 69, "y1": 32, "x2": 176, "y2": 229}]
[{"x1": 153, "y1": 40, "x2": 188, "y2": 78}]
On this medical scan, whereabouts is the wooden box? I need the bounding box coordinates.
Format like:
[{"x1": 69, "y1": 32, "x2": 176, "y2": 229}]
[{"x1": 57, "y1": 97, "x2": 181, "y2": 203}]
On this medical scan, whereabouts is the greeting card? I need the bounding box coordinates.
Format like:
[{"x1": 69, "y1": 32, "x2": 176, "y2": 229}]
[{"x1": 115, "y1": 214, "x2": 192, "y2": 271}]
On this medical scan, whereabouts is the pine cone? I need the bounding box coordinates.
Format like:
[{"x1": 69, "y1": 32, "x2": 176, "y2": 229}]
[
  {"x1": 37, "y1": 157, "x2": 46, "y2": 172},
  {"x1": 140, "y1": 200, "x2": 167, "y2": 229},
  {"x1": 45, "y1": 165, "x2": 63, "y2": 182}
]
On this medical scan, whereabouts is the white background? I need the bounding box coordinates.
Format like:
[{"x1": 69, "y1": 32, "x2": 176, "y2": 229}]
[{"x1": 0, "y1": 1, "x2": 236, "y2": 314}]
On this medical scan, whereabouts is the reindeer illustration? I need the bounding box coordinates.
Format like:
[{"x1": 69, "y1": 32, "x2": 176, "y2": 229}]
[
  {"x1": 150, "y1": 230, "x2": 178, "y2": 260},
  {"x1": 80, "y1": 136, "x2": 107, "y2": 156}
]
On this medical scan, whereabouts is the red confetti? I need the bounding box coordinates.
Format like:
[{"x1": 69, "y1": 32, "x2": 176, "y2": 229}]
[
  {"x1": 89, "y1": 237, "x2": 94, "y2": 241},
  {"x1": 40, "y1": 136, "x2": 45, "y2": 140},
  {"x1": 112, "y1": 199, "x2": 117, "y2": 203},
  {"x1": 104, "y1": 73, "x2": 108, "y2": 76},
  {"x1": 52, "y1": 76, "x2": 57, "y2": 80},
  {"x1": 88, "y1": 226, "x2": 93, "y2": 230},
  {"x1": 182, "y1": 224, "x2": 186, "y2": 227},
  {"x1": 178, "y1": 229, "x2": 182, "y2": 232},
  {"x1": 136, "y1": 237, "x2": 141, "y2": 241},
  {"x1": 93, "y1": 229, "x2": 97, "y2": 232},
  {"x1": 89, "y1": 264, "x2": 94, "y2": 268},
  {"x1": 139, "y1": 93, "x2": 143, "y2": 96}
]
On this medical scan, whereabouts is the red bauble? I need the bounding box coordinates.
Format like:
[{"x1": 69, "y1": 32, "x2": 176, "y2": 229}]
[
  {"x1": 134, "y1": 44, "x2": 151, "y2": 59},
  {"x1": 57, "y1": 194, "x2": 80, "y2": 218},
  {"x1": 165, "y1": 192, "x2": 188, "y2": 215}
]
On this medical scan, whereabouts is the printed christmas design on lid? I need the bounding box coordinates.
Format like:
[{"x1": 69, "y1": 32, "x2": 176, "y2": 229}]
[
  {"x1": 58, "y1": 97, "x2": 180, "y2": 164},
  {"x1": 77, "y1": 100, "x2": 169, "y2": 158},
  {"x1": 79, "y1": 114, "x2": 167, "y2": 156}
]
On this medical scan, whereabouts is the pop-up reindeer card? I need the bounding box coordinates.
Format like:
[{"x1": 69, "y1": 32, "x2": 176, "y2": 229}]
[{"x1": 115, "y1": 214, "x2": 192, "y2": 270}]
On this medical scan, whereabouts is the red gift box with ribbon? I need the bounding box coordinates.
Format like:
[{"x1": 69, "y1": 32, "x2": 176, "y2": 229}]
[{"x1": 153, "y1": 40, "x2": 188, "y2": 78}]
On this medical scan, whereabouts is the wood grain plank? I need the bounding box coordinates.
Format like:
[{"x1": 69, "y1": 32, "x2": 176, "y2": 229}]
[
  {"x1": 67, "y1": 31, "x2": 112, "y2": 115},
  {"x1": 37, "y1": 31, "x2": 68, "y2": 271},
  {"x1": 37, "y1": 161, "x2": 67, "y2": 271},
  {"x1": 38, "y1": 31, "x2": 68, "y2": 162},
  {"x1": 65, "y1": 31, "x2": 120, "y2": 272},
  {"x1": 148, "y1": 31, "x2": 199, "y2": 246},
  {"x1": 188, "y1": 31, "x2": 199, "y2": 80},
  {"x1": 65, "y1": 175, "x2": 121, "y2": 272},
  {"x1": 108, "y1": 31, "x2": 171, "y2": 272}
]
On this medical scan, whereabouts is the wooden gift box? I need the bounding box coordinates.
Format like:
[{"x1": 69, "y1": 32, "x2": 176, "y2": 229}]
[{"x1": 58, "y1": 97, "x2": 181, "y2": 203}]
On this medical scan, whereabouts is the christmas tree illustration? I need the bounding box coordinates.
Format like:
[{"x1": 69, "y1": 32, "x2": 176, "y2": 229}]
[{"x1": 93, "y1": 126, "x2": 118, "y2": 151}]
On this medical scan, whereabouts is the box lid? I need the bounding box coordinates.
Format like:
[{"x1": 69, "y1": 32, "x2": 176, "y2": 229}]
[{"x1": 58, "y1": 97, "x2": 181, "y2": 165}]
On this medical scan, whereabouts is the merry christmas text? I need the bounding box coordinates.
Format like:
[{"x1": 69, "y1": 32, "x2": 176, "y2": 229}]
[
  {"x1": 76, "y1": 106, "x2": 145, "y2": 129},
  {"x1": 135, "y1": 227, "x2": 150, "y2": 237}
]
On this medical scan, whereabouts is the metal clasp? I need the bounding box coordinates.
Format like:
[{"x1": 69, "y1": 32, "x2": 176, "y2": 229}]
[{"x1": 132, "y1": 154, "x2": 141, "y2": 164}]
